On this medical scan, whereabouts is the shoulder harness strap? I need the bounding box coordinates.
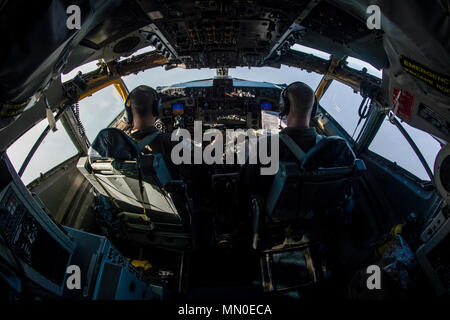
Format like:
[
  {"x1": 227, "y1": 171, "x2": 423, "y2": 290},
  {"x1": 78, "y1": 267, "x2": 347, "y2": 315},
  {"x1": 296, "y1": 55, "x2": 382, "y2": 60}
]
[
  {"x1": 279, "y1": 133, "x2": 306, "y2": 162},
  {"x1": 136, "y1": 131, "x2": 162, "y2": 154}
]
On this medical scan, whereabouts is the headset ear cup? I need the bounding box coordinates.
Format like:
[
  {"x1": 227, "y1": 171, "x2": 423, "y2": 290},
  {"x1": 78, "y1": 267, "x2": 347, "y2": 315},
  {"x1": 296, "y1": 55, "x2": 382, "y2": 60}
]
[
  {"x1": 152, "y1": 101, "x2": 157, "y2": 117},
  {"x1": 279, "y1": 88, "x2": 290, "y2": 116},
  {"x1": 125, "y1": 107, "x2": 133, "y2": 124},
  {"x1": 284, "y1": 94, "x2": 290, "y2": 116},
  {"x1": 152, "y1": 97, "x2": 162, "y2": 117},
  {"x1": 124, "y1": 95, "x2": 133, "y2": 124}
]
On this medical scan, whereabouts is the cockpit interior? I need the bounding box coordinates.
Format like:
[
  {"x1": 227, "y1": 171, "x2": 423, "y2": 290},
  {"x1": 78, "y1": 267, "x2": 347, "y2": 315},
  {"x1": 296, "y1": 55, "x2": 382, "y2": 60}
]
[{"x1": 0, "y1": 0, "x2": 448, "y2": 302}]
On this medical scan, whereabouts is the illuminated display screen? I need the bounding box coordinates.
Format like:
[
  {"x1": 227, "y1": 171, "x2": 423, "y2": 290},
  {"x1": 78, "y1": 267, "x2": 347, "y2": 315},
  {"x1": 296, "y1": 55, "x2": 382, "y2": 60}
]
[
  {"x1": 172, "y1": 103, "x2": 184, "y2": 115},
  {"x1": 261, "y1": 102, "x2": 272, "y2": 110}
]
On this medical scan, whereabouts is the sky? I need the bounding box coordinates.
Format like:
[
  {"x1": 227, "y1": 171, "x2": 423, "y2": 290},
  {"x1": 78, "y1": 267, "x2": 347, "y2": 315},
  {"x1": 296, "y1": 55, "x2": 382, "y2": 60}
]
[{"x1": 6, "y1": 45, "x2": 441, "y2": 184}]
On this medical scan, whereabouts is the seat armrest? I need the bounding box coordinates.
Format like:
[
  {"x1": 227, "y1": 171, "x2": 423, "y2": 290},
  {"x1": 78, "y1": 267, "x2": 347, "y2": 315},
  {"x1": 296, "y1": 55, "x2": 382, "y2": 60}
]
[
  {"x1": 303, "y1": 159, "x2": 366, "y2": 180},
  {"x1": 303, "y1": 166, "x2": 354, "y2": 179},
  {"x1": 90, "y1": 161, "x2": 114, "y2": 173}
]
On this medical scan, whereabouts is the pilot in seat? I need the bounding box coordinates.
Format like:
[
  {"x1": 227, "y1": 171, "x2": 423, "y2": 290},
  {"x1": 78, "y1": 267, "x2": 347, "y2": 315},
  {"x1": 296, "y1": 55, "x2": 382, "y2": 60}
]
[
  {"x1": 239, "y1": 81, "x2": 364, "y2": 245},
  {"x1": 236, "y1": 83, "x2": 366, "y2": 295},
  {"x1": 278, "y1": 82, "x2": 323, "y2": 158},
  {"x1": 87, "y1": 85, "x2": 194, "y2": 243},
  {"x1": 125, "y1": 85, "x2": 179, "y2": 177},
  {"x1": 246, "y1": 81, "x2": 357, "y2": 197}
]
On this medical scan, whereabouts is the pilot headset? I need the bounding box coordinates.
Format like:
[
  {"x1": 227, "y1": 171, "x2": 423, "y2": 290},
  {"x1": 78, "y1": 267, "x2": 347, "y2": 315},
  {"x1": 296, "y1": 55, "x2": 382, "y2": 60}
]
[
  {"x1": 279, "y1": 81, "x2": 318, "y2": 118},
  {"x1": 124, "y1": 86, "x2": 162, "y2": 125}
]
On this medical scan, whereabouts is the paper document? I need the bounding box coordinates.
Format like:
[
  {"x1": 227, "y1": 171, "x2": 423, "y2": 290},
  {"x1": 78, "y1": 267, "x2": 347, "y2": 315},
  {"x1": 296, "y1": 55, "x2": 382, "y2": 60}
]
[{"x1": 261, "y1": 110, "x2": 286, "y2": 133}]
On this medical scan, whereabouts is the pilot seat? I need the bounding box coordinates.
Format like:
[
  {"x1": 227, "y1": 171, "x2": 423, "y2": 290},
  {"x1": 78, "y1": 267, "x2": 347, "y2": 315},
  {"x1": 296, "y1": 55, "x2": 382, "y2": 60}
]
[
  {"x1": 249, "y1": 134, "x2": 367, "y2": 294},
  {"x1": 77, "y1": 128, "x2": 192, "y2": 250}
]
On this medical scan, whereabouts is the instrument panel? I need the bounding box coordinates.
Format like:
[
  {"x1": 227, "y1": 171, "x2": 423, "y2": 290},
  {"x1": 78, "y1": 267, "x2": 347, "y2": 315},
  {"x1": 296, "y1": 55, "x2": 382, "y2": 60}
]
[
  {"x1": 157, "y1": 78, "x2": 282, "y2": 132},
  {"x1": 0, "y1": 152, "x2": 75, "y2": 296}
]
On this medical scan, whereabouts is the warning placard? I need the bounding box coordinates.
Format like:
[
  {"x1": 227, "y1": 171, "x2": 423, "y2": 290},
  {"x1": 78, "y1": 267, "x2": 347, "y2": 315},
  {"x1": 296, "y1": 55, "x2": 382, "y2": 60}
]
[{"x1": 400, "y1": 56, "x2": 450, "y2": 96}]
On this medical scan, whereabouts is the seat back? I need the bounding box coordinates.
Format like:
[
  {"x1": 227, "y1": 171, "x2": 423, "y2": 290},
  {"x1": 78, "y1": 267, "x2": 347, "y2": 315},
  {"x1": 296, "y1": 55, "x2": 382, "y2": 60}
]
[
  {"x1": 266, "y1": 136, "x2": 366, "y2": 222},
  {"x1": 250, "y1": 136, "x2": 366, "y2": 293},
  {"x1": 82, "y1": 156, "x2": 180, "y2": 219}
]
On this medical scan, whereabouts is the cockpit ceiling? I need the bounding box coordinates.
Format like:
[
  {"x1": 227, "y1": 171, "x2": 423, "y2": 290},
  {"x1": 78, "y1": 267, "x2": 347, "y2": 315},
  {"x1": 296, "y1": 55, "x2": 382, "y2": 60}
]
[
  {"x1": 67, "y1": 0, "x2": 388, "y2": 71},
  {"x1": 81, "y1": 1, "x2": 150, "y2": 49},
  {"x1": 136, "y1": 0, "x2": 313, "y2": 68}
]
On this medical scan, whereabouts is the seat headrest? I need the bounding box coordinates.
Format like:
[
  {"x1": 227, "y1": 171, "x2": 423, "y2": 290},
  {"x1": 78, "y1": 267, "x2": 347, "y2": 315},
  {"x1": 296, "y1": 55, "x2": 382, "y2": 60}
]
[
  {"x1": 89, "y1": 128, "x2": 138, "y2": 161},
  {"x1": 301, "y1": 136, "x2": 356, "y2": 171}
]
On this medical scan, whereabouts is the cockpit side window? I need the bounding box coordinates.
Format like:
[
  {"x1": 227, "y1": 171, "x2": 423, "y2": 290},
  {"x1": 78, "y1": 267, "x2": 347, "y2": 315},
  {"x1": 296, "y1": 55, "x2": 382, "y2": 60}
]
[
  {"x1": 77, "y1": 85, "x2": 125, "y2": 142},
  {"x1": 368, "y1": 116, "x2": 441, "y2": 181},
  {"x1": 319, "y1": 81, "x2": 365, "y2": 140},
  {"x1": 6, "y1": 84, "x2": 124, "y2": 186},
  {"x1": 345, "y1": 57, "x2": 382, "y2": 79},
  {"x1": 6, "y1": 117, "x2": 78, "y2": 185}
]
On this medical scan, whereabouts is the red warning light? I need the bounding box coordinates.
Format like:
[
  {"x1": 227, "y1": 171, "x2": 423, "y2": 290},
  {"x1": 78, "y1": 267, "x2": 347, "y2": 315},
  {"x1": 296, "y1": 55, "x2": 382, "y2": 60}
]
[{"x1": 392, "y1": 88, "x2": 414, "y2": 119}]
